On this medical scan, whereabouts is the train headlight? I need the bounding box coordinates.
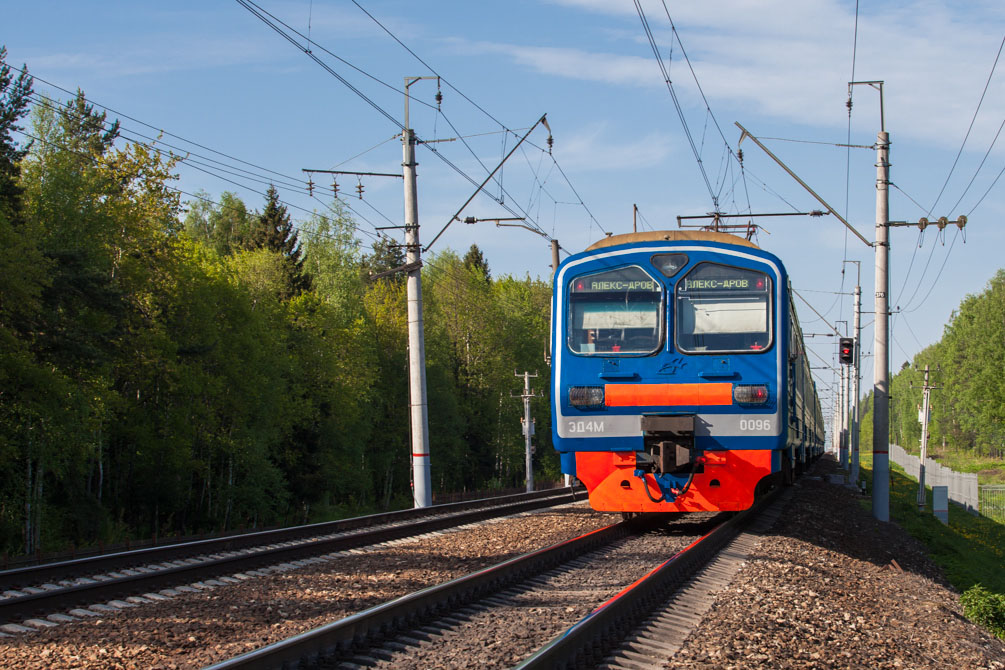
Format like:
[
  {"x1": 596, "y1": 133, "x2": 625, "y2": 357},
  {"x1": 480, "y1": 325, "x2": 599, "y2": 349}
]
[
  {"x1": 569, "y1": 386, "x2": 605, "y2": 408},
  {"x1": 734, "y1": 384, "x2": 769, "y2": 405}
]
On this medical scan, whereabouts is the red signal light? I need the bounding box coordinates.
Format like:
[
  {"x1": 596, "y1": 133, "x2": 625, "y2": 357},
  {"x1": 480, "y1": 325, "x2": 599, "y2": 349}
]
[{"x1": 839, "y1": 337, "x2": 855, "y2": 365}]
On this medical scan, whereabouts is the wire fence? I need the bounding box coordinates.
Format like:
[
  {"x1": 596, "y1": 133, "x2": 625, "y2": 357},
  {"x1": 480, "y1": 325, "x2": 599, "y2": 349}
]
[
  {"x1": 981, "y1": 486, "x2": 1005, "y2": 523},
  {"x1": 890, "y1": 445, "x2": 1005, "y2": 522},
  {"x1": 890, "y1": 444, "x2": 980, "y2": 513}
]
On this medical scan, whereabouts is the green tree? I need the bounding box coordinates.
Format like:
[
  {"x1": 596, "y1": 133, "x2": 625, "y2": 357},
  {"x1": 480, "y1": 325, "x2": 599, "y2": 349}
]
[
  {"x1": 246, "y1": 185, "x2": 310, "y2": 298},
  {"x1": 300, "y1": 202, "x2": 363, "y2": 314},
  {"x1": 0, "y1": 46, "x2": 33, "y2": 222},
  {"x1": 183, "y1": 190, "x2": 254, "y2": 256},
  {"x1": 12, "y1": 89, "x2": 181, "y2": 551},
  {"x1": 360, "y1": 236, "x2": 406, "y2": 283},
  {"x1": 0, "y1": 46, "x2": 44, "y2": 329},
  {"x1": 463, "y1": 243, "x2": 491, "y2": 281}
]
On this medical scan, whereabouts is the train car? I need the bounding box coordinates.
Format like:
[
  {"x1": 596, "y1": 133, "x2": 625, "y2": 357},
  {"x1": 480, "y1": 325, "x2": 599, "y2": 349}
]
[{"x1": 551, "y1": 230, "x2": 824, "y2": 514}]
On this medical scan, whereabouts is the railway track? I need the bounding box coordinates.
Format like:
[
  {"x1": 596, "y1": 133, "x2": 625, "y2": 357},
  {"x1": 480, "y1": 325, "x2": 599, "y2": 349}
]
[
  {"x1": 204, "y1": 487, "x2": 785, "y2": 670},
  {"x1": 0, "y1": 487, "x2": 577, "y2": 627},
  {"x1": 524, "y1": 487, "x2": 789, "y2": 669}
]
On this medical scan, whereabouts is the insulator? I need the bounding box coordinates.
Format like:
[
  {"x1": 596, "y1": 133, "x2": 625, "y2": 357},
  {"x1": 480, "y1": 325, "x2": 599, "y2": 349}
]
[
  {"x1": 307, "y1": 177, "x2": 314, "y2": 197},
  {"x1": 435, "y1": 90, "x2": 443, "y2": 110},
  {"x1": 547, "y1": 135, "x2": 554, "y2": 154},
  {"x1": 332, "y1": 179, "x2": 338, "y2": 196},
  {"x1": 737, "y1": 148, "x2": 744, "y2": 164},
  {"x1": 357, "y1": 180, "x2": 364, "y2": 199}
]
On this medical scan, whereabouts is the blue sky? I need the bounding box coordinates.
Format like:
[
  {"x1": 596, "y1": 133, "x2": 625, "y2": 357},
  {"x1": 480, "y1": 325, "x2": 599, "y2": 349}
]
[{"x1": 6, "y1": 0, "x2": 1005, "y2": 425}]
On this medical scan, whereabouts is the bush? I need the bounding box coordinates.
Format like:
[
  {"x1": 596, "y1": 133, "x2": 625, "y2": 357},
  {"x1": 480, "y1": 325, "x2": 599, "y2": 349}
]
[{"x1": 960, "y1": 584, "x2": 1005, "y2": 640}]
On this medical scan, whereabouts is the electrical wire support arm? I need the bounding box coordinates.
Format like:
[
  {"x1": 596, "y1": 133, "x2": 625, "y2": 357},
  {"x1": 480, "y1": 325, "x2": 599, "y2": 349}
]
[
  {"x1": 424, "y1": 114, "x2": 551, "y2": 253},
  {"x1": 735, "y1": 122, "x2": 872, "y2": 247}
]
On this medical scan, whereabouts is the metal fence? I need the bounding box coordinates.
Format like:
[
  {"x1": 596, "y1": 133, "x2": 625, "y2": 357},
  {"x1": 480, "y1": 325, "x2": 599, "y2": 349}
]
[
  {"x1": 890, "y1": 444, "x2": 980, "y2": 514},
  {"x1": 981, "y1": 486, "x2": 1005, "y2": 523}
]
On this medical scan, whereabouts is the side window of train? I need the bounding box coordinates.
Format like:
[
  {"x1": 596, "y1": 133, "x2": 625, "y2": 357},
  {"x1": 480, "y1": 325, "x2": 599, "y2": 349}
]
[
  {"x1": 567, "y1": 265, "x2": 663, "y2": 355},
  {"x1": 675, "y1": 263, "x2": 773, "y2": 353}
]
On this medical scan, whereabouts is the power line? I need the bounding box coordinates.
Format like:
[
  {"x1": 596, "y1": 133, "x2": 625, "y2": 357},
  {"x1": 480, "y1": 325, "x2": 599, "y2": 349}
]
[
  {"x1": 950, "y1": 115, "x2": 1005, "y2": 214},
  {"x1": 14, "y1": 126, "x2": 382, "y2": 244},
  {"x1": 236, "y1": 0, "x2": 405, "y2": 130},
  {"x1": 928, "y1": 33, "x2": 1005, "y2": 216},
  {"x1": 892, "y1": 35, "x2": 1003, "y2": 318},
  {"x1": 22, "y1": 85, "x2": 404, "y2": 232},
  {"x1": 234, "y1": 1, "x2": 568, "y2": 244},
  {"x1": 10, "y1": 59, "x2": 416, "y2": 240},
  {"x1": 634, "y1": 0, "x2": 717, "y2": 209},
  {"x1": 349, "y1": 0, "x2": 519, "y2": 142},
  {"x1": 965, "y1": 155, "x2": 1005, "y2": 216},
  {"x1": 840, "y1": 1, "x2": 862, "y2": 331},
  {"x1": 5, "y1": 60, "x2": 314, "y2": 192},
  {"x1": 903, "y1": 229, "x2": 962, "y2": 314}
]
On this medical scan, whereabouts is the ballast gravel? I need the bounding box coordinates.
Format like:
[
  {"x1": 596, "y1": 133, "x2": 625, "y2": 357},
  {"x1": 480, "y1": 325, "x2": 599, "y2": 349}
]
[
  {"x1": 359, "y1": 517, "x2": 717, "y2": 670},
  {"x1": 673, "y1": 457, "x2": 1005, "y2": 670},
  {"x1": 0, "y1": 503, "x2": 619, "y2": 669},
  {"x1": 2, "y1": 457, "x2": 1004, "y2": 670}
]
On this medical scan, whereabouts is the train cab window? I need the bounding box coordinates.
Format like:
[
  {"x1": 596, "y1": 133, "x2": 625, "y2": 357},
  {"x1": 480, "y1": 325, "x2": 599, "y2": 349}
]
[
  {"x1": 568, "y1": 266, "x2": 662, "y2": 355},
  {"x1": 675, "y1": 263, "x2": 772, "y2": 353}
]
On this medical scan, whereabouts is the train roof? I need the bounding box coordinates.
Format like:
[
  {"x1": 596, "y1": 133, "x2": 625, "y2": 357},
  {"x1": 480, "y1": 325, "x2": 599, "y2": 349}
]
[{"x1": 584, "y1": 230, "x2": 760, "y2": 252}]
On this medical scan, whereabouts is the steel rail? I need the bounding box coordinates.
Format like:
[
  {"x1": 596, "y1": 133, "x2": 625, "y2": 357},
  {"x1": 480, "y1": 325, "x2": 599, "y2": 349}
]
[
  {"x1": 202, "y1": 519, "x2": 638, "y2": 670},
  {"x1": 0, "y1": 488, "x2": 577, "y2": 623},
  {"x1": 0, "y1": 487, "x2": 570, "y2": 588},
  {"x1": 515, "y1": 488, "x2": 781, "y2": 669}
]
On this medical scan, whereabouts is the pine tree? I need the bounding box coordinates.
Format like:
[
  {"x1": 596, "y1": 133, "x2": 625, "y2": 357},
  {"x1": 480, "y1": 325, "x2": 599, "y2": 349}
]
[
  {"x1": 0, "y1": 46, "x2": 33, "y2": 223},
  {"x1": 360, "y1": 237, "x2": 406, "y2": 284},
  {"x1": 463, "y1": 243, "x2": 491, "y2": 281},
  {"x1": 248, "y1": 185, "x2": 310, "y2": 297}
]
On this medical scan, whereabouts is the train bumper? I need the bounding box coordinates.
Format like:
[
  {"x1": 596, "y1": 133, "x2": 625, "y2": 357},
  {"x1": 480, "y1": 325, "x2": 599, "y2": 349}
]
[{"x1": 574, "y1": 449, "x2": 773, "y2": 512}]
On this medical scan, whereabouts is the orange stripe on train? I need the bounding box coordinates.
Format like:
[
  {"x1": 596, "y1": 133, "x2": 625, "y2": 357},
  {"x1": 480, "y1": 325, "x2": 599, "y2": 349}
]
[{"x1": 603, "y1": 382, "x2": 732, "y2": 407}]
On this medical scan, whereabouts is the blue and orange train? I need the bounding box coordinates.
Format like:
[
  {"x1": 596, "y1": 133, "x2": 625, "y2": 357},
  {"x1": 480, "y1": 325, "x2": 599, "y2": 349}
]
[{"x1": 551, "y1": 230, "x2": 824, "y2": 514}]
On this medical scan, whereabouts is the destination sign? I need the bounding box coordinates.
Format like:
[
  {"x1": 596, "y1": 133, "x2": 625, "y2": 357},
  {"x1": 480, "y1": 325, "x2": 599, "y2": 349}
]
[
  {"x1": 584, "y1": 280, "x2": 657, "y2": 292},
  {"x1": 571, "y1": 266, "x2": 661, "y2": 293},
  {"x1": 684, "y1": 278, "x2": 759, "y2": 291},
  {"x1": 678, "y1": 264, "x2": 770, "y2": 293}
]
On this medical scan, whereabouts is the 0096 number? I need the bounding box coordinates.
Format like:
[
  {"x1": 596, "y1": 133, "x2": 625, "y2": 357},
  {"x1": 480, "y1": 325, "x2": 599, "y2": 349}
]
[{"x1": 739, "y1": 418, "x2": 772, "y2": 432}]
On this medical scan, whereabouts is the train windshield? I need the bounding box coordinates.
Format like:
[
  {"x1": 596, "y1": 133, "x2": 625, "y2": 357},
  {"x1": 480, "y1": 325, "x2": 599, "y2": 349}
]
[
  {"x1": 568, "y1": 266, "x2": 662, "y2": 355},
  {"x1": 675, "y1": 263, "x2": 772, "y2": 353}
]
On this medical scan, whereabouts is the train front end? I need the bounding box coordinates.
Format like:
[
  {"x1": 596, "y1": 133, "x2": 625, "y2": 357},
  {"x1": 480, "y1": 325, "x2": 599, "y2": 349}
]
[{"x1": 552, "y1": 231, "x2": 789, "y2": 513}]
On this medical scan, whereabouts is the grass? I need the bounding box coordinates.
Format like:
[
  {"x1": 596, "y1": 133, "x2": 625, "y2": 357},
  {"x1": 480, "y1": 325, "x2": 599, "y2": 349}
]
[{"x1": 853, "y1": 450, "x2": 1005, "y2": 639}]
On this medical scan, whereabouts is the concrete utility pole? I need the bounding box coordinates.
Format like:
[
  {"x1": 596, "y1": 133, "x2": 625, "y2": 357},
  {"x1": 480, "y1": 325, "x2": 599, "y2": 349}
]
[
  {"x1": 846, "y1": 261, "x2": 863, "y2": 485},
  {"x1": 873, "y1": 124, "x2": 892, "y2": 522},
  {"x1": 830, "y1": 384, "x2": 838, "y2": 456},
  {"x1": 840, "y1": 260, "x2": 863, "y2": 484},
  {"x1": 915, "y1": 365, "x2": 938, "y2": 511},
  {"x1": 404, "y1": 76, "x2": 437, "y2": 508},
  {"x1": 515, "y1": 371, "x2": 539, "y2": 493},
  {"x1": 737, "y1": 112, "x2": 968, "y2": 521},
  {"x1": 842, "y1": 363, "x2": 850, "y2": 468}
]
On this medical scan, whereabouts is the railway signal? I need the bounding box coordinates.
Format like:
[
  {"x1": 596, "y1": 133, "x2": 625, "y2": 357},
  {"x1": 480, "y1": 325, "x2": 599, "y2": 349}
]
[{"x1": 839, "y1": 338, "x2": 855, "y2": 365}]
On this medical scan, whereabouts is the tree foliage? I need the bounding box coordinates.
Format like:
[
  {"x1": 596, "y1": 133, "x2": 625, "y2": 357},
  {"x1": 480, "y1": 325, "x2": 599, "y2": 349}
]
[
  {"x1": 0, "y1": 80, "x2": 556, "y2": 555},
  {"x1": 867, "y1": 269, "x2": 1005, "y2": 462}
]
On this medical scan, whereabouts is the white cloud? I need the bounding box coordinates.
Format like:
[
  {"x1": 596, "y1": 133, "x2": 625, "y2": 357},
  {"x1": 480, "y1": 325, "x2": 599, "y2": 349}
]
[
  {"x1": 483, "y1": 1, "x2": 1005, "y2": 148},
  {"x1": 452, "y1": 40, "x2": 661, "y2": 88},
  {"x1": 553, "y1": 122, "x2": 675, "y2": 171},
  {"x1": 28, "y1": 35, "x2": 279, "y2": 79}
]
